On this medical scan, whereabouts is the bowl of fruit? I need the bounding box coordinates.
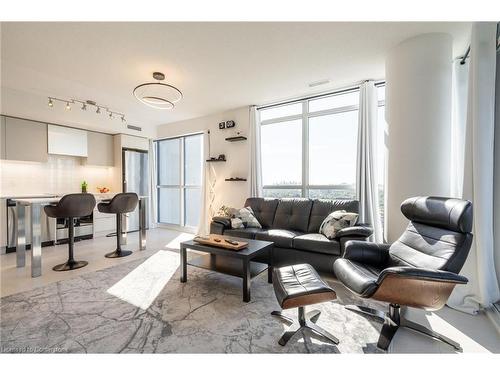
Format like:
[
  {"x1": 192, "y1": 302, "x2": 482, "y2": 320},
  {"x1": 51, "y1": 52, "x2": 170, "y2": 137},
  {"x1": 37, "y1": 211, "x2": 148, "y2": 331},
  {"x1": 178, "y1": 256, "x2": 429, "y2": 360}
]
[{"x1": 97, "y1": 187, "x2": 110, "y2": 194}]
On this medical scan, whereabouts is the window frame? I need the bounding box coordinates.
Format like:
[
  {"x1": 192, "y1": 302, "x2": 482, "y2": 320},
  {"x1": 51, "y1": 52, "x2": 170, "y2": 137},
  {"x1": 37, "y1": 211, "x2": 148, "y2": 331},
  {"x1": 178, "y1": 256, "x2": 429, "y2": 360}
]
[
  {"x1": 155, "y1": 132, "x2": 203, "y2": 230},
  {"x1": 259, "y1": 90, "x2": 361, "y2": 198}
]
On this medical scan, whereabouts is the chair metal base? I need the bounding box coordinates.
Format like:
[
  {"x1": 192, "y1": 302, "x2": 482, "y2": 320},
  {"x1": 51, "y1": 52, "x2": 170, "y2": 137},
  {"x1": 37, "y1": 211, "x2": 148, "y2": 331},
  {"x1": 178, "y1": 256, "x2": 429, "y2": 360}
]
[
  {"x1": 53, "y1": 260, "x2": 88, "y2": 271},
  {"x1": 105, "y1": 249, "x2": 132, "y2": 258},
  {"x1": 345, "y1": 304, "x2": 462, "y2": 352},
  {"x1": 271, "y1": 307, "x2": 339, "y2": 346}
]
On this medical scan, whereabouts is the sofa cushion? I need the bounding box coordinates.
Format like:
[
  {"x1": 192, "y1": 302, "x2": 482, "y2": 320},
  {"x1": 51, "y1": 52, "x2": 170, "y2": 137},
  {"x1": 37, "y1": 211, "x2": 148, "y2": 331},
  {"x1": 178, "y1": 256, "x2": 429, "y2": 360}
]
[
  {"x1": 244, "y1": 198, "x2": 279, "y2": 228},
  {"x1": 272, "y1": 199, "x2": 313, "y2": 232},
  {"x1": 255, "y1": 229, "x2": 303, "y2": 248},
  {"x1": 293, "y1": 233, "x2": 341, "y2": 256},
  {"x1": 308, "y1": 199, "x2": 359, "y2": 233},
  {"x1": 224, "y1": 228, "x2": 265, "y2": 239}
]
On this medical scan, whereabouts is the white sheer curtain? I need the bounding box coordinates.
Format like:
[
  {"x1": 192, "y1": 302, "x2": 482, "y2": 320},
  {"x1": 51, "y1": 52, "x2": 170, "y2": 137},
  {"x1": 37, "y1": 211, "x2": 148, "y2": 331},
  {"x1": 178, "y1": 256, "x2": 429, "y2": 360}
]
[
  {"x1": 197, "y1": 130, "x2": 210, "y2": 235},
  {"x1": 450, "y1": 59, "x2": 469, "y2": 198},
  {"x1": 148, "y1": 139, "x2": 157, "y2": 229},
  {"x1": 448, "y1": 22, "x2": 500, "y2": 314},
  {"x1": 356, "y1": 81, "x2": 383, "y2": 242},
  {"x1": 249, "y1": 105, "x2": 263, "y2": 197}
]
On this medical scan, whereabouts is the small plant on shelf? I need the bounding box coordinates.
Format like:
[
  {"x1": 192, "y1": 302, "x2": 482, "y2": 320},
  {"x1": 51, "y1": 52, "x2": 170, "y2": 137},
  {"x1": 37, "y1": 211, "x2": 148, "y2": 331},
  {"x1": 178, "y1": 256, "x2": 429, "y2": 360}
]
[{"x1": 81, "y1": 181, "x2": 88, "y2": 193}]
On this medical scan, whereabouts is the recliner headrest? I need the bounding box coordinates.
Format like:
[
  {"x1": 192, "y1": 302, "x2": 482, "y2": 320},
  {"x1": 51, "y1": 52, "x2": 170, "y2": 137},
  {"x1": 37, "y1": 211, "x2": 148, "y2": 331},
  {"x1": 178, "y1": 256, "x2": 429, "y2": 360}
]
[{"x1": 401, "y1": 196, "x2": 473, "y2": 233}]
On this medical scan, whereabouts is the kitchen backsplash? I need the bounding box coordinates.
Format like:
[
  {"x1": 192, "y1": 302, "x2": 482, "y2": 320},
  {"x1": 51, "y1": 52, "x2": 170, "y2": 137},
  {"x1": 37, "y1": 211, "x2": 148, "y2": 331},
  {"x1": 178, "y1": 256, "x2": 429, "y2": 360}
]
[{"x1": 0, "y1": 155, "x2": 116, "y2": 196}]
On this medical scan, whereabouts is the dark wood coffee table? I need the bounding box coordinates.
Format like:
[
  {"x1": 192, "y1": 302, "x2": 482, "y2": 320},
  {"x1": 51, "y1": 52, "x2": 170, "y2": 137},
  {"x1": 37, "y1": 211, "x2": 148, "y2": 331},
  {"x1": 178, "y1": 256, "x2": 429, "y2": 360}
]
[{"x1": 180, "y1": 237, "x2": 274, "y2": 302}]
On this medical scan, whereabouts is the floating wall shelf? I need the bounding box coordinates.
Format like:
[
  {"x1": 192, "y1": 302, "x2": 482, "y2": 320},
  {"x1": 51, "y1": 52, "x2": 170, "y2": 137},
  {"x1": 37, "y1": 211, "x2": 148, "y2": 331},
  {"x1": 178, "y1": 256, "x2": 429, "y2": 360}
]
[
  {"x1": 225, "y1": 177, "x2": 247, "y2": 181},
  {"x1": 206, "y1": 158, "x2": 226, "y2": 162},
  {"x1": 225, "y1": 136, "x2": 247, "y2": 142}
]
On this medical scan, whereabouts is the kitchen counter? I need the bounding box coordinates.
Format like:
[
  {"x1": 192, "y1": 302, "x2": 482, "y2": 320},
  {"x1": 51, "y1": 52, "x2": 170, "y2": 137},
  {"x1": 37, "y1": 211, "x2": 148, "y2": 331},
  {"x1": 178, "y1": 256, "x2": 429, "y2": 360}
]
[{"x1": 13, "y1": 193, "x2": 148, "y2": 278}]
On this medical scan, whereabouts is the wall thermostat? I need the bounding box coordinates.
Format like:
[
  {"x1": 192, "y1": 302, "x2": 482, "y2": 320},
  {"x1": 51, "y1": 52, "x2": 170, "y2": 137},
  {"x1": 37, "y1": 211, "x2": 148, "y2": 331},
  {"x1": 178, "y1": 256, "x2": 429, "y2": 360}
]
[
  {"x1": 219, "y1": 122, "x2": 226, "y2": 129},
  {"x1": 226, "y1": 120, "x2": 235, "y2": 128}
]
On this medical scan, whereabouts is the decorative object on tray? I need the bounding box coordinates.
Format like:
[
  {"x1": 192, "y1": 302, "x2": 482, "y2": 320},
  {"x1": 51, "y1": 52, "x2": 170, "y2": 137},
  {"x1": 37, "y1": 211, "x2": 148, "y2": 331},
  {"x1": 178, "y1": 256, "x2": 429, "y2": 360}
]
[
  {"x1": 319, "y1": 210, "x2": 359, "y2": 239},
  {"x1": 193, "y1": 234, "x2": 248, "y2": 250},
  {"x1": 81, "y1": 180, "x2": 88, "y2": 193},
  {"x1": 225, "y1": 177, "x2": 247, "y2": 181},
  {"x1": 97, "y1": 187, "x2": 110, "y2": 193}
]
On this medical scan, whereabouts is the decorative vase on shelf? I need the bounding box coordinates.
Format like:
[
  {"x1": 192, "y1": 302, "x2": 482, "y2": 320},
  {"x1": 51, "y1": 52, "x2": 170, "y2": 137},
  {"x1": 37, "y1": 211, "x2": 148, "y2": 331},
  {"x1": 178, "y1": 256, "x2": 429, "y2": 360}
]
[{"x1": 81, "y1": 181, "x2": 88, "y2": 194}]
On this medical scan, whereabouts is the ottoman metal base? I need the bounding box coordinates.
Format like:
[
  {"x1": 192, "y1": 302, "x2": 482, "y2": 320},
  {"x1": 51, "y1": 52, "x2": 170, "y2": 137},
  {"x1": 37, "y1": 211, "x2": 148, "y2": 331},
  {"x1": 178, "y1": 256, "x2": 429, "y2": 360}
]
[{"x1": 272, "y1": 306, "x2": 339, "y2": 346}]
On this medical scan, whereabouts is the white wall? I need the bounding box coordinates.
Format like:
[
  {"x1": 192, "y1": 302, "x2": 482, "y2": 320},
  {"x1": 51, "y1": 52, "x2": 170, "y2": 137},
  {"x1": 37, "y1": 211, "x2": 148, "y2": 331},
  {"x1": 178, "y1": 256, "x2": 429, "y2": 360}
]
[
  {"x1": 385, "y1": 33, "x2": 453, "y2": 242},
  {"x1": 156, "y1": 106, "x2": 250, "y2": 211}
]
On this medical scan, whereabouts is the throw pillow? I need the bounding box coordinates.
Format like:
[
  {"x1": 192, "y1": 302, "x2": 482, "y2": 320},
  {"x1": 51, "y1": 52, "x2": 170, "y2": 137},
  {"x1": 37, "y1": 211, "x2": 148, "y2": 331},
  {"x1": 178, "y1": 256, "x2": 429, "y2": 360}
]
[
  {"x1": 230, "y1": 218, "x2": 244, "y2": 229},
  {"x1": 233, "y1": 206, "x2": 262, "y2": 229},
  {"x1": 319, "y1": 210, "x2": 359, "y2": 240}
]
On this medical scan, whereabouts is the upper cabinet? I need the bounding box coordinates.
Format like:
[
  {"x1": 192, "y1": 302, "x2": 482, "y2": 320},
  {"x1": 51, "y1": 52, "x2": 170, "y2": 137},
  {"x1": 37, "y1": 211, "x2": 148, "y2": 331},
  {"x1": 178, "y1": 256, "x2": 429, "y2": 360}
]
[
  {"x1": 48, "y1": 124, "x2": 88, "y2": 157},
  {"x1": 5, "y1": 117, "x2": 48, "y2": 162},
  {"x1": 86, "y1": 131, "x2": 114, "y2": 166}
]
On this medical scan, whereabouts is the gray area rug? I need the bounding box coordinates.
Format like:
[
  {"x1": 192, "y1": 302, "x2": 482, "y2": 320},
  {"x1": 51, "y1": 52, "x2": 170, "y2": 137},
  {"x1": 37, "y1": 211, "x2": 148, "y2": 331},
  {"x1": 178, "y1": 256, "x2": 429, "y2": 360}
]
[{"x1": 1, "y1": 250, "x2": 385, "y2": 353}]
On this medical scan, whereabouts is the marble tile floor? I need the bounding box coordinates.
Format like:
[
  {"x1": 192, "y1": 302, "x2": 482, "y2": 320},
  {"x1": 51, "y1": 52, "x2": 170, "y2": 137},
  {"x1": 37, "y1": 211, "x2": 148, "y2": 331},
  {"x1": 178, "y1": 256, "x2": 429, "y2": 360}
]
[{"x1": 1, "y1": 228, "x2": 498, "y2": 353}]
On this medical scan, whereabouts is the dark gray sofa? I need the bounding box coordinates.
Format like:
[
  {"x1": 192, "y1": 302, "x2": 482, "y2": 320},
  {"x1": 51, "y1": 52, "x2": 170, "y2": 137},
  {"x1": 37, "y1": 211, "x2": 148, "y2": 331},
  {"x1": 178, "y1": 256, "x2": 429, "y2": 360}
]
[{"x1": 210, "y1": 197, "x2": 373, "y2": 274}]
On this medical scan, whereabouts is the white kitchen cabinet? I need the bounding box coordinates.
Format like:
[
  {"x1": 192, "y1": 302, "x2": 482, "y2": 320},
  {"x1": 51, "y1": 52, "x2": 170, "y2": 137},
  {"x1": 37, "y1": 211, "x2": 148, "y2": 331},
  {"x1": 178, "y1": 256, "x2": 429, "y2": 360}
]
[
  {"x1": 93, "y1": 209, "x2": 116, "y2": 237},
  {"x1": 48, "y1": 124, "x2": 88, "y2": 157}
]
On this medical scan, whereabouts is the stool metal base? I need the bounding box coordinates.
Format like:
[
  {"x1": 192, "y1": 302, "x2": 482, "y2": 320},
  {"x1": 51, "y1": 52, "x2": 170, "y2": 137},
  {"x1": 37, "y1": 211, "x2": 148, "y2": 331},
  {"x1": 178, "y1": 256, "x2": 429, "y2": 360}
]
[
  {"x1": 346, "y1": 304, "x2": 462, "y2": 352},
  {"x1": 53, "y1": 260, "x2": 88, "y2": 271},
  {"x1": 272, "y1": 307, "x2": 339, "y2": 346},
  {"x1": 105, "y1": 249, "x2": 132, "y2": 258}
]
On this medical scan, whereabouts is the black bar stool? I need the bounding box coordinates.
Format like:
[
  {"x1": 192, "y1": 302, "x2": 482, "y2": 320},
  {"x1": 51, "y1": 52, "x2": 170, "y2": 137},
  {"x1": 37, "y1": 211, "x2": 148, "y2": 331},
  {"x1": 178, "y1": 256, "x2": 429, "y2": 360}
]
[
  {"x1": 98, "y1": 193, "x2": 139, "y2": 258},
  {"x1": 44, "y1": 193, "x2": 96, "y2": 271}
]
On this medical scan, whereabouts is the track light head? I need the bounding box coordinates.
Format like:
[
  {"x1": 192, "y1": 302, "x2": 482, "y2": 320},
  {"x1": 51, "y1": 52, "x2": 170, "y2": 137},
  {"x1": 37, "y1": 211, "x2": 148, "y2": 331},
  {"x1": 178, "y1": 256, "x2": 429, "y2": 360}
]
[
  {"x1": 96, "y1": 107, "x2": 101, "y2": 114},
  {"x1": 65, "y1": 102, "x2": 71, "y2": 110},
  {"x1": 48, "y1": 98, "x2": 53, "y2": 107},
  {"x1": 81, "y1": 103, "x2": 87, "y2": 111},
  {"x1": 121, "y1": 116, "x2": 125, "y2": 122}
]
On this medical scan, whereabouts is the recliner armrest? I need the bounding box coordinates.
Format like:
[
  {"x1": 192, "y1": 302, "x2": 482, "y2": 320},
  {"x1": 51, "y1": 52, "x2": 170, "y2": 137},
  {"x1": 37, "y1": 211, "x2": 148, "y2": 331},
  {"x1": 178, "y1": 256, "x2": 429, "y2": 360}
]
[
  {"x1": 343, "y1": 240, "x2": 390, "y2": 267},
  {"x1": 335, "y1": 225, "x2": 373, "y2": 239},
  {"x1": 211, "y1": 216, "x2": 231, "y2": 228},
  {"x1": 377, "y1": 267, "x2": 468, "y2": 285}
]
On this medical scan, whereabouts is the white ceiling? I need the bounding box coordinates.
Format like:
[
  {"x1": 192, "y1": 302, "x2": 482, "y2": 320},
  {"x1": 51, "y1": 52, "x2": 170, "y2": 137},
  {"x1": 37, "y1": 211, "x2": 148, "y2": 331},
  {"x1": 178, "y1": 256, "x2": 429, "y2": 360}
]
[{"x1": 1, "y1": 22, "x2": 471, "y2": 137}]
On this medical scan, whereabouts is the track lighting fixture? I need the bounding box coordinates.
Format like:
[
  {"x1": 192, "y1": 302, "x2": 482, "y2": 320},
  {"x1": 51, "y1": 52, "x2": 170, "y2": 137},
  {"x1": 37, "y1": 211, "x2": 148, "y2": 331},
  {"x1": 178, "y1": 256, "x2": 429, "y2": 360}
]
[{"x1": 46, "y1": 97, "x2": 126, "y2": 124}]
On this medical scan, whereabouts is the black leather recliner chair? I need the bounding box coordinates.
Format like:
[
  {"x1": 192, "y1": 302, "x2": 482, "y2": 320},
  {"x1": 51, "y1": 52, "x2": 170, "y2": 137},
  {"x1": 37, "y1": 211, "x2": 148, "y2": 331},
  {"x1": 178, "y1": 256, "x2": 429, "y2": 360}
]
[{"x1": 333, "y1": 196, "x2": 473, "y2": 352}]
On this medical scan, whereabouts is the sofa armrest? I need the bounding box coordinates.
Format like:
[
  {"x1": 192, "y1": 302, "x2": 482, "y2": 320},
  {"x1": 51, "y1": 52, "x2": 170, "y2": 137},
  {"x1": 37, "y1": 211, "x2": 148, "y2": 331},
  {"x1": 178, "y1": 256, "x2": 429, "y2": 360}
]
[
  {"x1": 378, "y1": 267, "x2": 468, "y2": 285},
  {"x1": 210, "y1": 219, "x2": 229, "y2": 235},
  {"x1": 212, "y1": 216, "x2": 231, "y2": 228},
  {"x1": 343, "y1": 240, "x2": 390, "y2": 267},
  {"x1": 335, "y1": 225, "x2": 373, "y2": 239}
]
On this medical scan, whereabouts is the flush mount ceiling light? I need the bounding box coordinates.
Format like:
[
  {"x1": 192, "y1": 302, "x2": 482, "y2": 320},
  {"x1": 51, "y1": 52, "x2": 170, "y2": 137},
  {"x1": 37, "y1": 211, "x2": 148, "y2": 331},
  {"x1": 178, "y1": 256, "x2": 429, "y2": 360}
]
[
  {"x1": 48, "y1": 97, "x2": 126, "y2": 123},
  {"x1": 133, "y1": 72, "x2": 182, "y2": 110}
]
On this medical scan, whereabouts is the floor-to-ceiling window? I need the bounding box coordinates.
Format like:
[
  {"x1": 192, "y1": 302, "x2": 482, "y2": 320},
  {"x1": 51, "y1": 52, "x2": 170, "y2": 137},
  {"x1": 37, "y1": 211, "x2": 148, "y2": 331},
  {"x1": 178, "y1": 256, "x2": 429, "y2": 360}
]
[
  {"x1": 259, "y1": 85, "x2": 386, "y2": 230},
  {"x1": 156, "y1": 133, "x2": 203, "y2": 229}
]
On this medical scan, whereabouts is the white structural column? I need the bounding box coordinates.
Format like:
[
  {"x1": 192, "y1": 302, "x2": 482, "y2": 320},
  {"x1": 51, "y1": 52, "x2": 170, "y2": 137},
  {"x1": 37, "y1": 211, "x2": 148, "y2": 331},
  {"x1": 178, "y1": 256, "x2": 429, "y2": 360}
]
[{"x1": 385, "y1": 33, "x2": 453, "y2": 242}]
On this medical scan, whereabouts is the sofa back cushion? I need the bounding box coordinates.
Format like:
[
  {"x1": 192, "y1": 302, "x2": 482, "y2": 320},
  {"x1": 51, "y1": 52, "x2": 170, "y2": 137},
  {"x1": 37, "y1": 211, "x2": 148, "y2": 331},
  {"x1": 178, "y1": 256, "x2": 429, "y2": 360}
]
[
  {"x1": 244, "y1": 198, "x2": 279, "y2": 229},
  {"x1": 272, "y1": 198, "x2": 313, "y2": 232},
  {"x1": 308, "y1": 199, "x2": 359, "y2": 233}
]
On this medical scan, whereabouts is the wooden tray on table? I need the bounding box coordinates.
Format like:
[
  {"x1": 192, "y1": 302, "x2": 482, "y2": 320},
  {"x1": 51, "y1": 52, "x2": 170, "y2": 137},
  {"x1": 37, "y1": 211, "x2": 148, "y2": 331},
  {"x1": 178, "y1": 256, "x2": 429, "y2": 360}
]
[{"x1": 193, "y1": 234, "x2": 248, "y2": 250}]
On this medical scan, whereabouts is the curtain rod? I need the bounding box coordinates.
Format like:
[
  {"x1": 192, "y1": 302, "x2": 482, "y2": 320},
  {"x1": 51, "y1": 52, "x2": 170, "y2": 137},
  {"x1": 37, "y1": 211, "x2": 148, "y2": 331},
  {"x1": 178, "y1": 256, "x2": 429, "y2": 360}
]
[{"x1": 256, "y1": 80, "x2": 385, "y2": 111}]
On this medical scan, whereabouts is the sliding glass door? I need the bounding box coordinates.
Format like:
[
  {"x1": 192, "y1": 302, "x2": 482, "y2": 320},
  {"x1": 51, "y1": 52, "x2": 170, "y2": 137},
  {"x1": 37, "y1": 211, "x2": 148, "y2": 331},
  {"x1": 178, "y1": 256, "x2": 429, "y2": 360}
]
[{"x1": 156, "y1": 133, "x2": 203, "y2": 229}]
